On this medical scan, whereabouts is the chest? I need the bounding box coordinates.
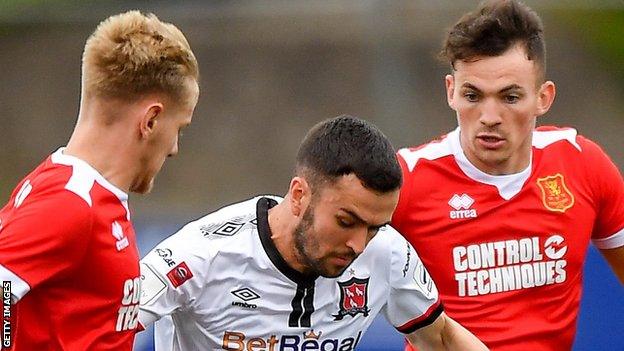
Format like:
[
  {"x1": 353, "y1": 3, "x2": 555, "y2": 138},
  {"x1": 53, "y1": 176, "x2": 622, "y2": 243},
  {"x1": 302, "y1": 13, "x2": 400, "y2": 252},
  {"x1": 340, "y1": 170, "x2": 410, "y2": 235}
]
[{"x1": 190, "y1": 263, "x2": 385, "y2": 349}]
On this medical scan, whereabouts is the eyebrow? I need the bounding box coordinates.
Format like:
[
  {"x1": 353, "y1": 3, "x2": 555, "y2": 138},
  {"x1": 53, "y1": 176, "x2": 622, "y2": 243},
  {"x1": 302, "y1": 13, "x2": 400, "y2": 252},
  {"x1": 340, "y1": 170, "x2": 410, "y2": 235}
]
[
  {"x1": 341, "y1": 208, "x2": 391, "y2": 229},
  {"x1": 461, "y1": 83, "x2": 524, "y2": 94}
]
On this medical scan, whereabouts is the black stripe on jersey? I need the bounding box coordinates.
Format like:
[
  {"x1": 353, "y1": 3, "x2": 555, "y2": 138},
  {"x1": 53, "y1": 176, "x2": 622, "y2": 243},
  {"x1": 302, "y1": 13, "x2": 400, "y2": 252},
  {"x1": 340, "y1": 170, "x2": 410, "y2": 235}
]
[
  {"x1": 300, "y1": 285, "x2": 315, "y2": 326},
  {"x1": 288, "y1": 285, "x2": 315, "y2": 327},
  {"x1": 288, "y1": 286, "x2": 306, "y2": 327},
  {"x1": 396, "y1": 302, "x2": 444, "y2": 334},
  {"x1": 256, "y1": 198, "x2": 318, "y2": 285}
]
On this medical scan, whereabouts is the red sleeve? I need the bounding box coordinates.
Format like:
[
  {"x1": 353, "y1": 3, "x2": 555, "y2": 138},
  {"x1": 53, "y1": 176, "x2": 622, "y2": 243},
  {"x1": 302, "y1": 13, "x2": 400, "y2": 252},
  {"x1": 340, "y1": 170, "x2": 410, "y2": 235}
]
[
  {"x1": 579, "y1": 136, "x2": 624, "y2": 246},
  {"x1": 392, "y1": 150, "x2": 416, "y2": 232},
  {"x1": 0, "y1": 188, "x2": 93, "y2": 295}
]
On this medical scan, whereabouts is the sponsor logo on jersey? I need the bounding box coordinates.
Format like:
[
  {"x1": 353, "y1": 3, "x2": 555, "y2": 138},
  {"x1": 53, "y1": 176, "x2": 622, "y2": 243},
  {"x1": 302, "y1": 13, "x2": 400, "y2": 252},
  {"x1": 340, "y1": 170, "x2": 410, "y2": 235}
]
[
  {"x1": 221, "y1": 329, "x2": 362, "y2": 351},
  {"x1": 537, "y1": 174, "x2": 575, "y2": 213},
  {"x1": 452, "y1": 235, "x2": 568, "y2": 296},
  {"x1": 166, "y1": 262, "x2": 194, "y2": 288},
  {"x1": 156, "y1": 248, "x2": 176, "y2": 267},
  {"x1": 333, "y1": 277, "x2": 370, "y2": 320},
  {"x1": 116, "y1": 277, "x2": 141, "y2": 331},
  {"x1": 231, "y1": 287, "x2": 260, "y2": 309},
  {"x1": 448, "y1": 193, "x2": 478, "y2": 219},
  {"x1": 413, "y1": 260, "x2": 435, "y2": 300},
  {"x1": 112, "y1": 221, "x2": 129, "y2": 251}
]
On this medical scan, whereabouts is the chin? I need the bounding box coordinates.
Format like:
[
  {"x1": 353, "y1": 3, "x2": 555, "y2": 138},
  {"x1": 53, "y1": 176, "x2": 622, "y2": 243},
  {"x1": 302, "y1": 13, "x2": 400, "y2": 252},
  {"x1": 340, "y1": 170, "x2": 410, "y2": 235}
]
[{"x1": 130, "y1": 178, "x2": 154, "y2": 194}]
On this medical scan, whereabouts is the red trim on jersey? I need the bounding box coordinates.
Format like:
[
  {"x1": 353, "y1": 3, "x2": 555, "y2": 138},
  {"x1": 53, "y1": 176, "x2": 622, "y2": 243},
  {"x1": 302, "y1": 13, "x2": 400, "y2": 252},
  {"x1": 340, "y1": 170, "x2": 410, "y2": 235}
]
[{"x1": 396, "y1": 299, "x2": 443, "y2": 334}]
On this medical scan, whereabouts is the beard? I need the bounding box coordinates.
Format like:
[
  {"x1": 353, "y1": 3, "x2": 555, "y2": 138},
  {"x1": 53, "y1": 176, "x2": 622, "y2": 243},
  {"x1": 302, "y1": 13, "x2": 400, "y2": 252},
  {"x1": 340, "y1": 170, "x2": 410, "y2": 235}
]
[{"x1": 293, "y1": 205, "x2": 356, "y2": 278}]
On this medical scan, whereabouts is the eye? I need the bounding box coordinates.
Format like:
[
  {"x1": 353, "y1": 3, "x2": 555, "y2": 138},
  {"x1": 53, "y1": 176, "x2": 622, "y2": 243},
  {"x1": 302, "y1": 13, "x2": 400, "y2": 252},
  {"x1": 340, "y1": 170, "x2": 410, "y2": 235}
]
[
  {"x1": 463, "y1": 92, "x2": 479, "y2": 102},
  {"x1": 337, "y1": 218, "x2": 354, "y2": 228},
  {"x1": 504, "y1": 94, "x2": 520, "y2": 104}
]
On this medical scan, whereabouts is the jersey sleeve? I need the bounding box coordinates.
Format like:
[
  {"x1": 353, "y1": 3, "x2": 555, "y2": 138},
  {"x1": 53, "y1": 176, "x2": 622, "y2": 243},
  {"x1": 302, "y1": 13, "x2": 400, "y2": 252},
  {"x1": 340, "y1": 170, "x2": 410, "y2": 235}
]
[
  {"x1": 381, "y1": 227, "x2": 443, "y2": 334},
  {"x1": 0, "y1": 189, "x2": 93, "y2": 301},
  {"x1": 139, "y1": 220, "x2": 215, "y2": 328},
  {"x1": 579, "y1": 137, "x2": 624, "y2": 249}
]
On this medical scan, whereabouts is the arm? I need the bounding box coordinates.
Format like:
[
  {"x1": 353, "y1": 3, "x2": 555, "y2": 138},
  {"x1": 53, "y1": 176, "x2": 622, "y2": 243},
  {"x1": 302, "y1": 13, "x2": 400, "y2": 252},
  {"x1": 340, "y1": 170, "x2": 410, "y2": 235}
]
[
  {"x1": 406, "y1": 312, "x2": 488, "y2": 351},
  {"x1": 600, "y1": 246, "x2": 624, "y2": 284}
]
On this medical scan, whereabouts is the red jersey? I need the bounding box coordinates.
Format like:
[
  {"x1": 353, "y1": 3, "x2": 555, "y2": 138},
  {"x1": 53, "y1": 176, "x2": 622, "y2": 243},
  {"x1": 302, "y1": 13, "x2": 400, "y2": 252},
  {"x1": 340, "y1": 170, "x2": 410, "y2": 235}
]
[
  {"x1": 392, "y1": 127, "x2": 624, "y2": 351},
  {"x1": 0, "y1": 149, "x2": 141, "y2": 350}
]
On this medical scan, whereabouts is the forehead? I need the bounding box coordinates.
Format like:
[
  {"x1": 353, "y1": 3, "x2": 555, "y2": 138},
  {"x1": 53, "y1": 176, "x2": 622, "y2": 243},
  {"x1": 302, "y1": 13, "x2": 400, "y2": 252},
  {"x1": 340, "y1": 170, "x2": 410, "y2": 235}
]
[
  {"x1": 314, "y1": 174, "x2": 399, "y2": 225},
  {"x1": 453, "y1": 45, "x2": 539, "y2": 90}
]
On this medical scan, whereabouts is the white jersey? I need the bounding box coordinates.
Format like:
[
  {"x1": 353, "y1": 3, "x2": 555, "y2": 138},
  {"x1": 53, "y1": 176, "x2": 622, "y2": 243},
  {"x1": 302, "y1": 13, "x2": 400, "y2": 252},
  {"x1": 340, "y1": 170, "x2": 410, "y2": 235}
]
[{"x1": 139, "y1": 196, "x2": 442, "y2": 351}]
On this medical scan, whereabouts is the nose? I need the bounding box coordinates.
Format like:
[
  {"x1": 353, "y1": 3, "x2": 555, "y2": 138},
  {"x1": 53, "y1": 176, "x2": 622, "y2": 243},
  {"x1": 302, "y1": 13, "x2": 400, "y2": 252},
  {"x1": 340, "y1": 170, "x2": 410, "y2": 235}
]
[
  {"x1": 168, "y1": 140, "x2": 179, "y2": 158},
  {"x1": 345, "y1": 229, "x2": 367, "y2": 256},
  {"x1": 479, "y1": 98, "x2": 502, "y2": 127}
]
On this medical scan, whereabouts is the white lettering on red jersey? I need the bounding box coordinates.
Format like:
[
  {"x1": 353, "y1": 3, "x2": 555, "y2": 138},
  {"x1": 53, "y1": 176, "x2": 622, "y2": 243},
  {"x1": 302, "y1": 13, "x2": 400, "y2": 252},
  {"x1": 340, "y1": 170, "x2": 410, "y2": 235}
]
[
  {"x1": 394, "y1": 126, "x2": 624, "y2": 351},
  {"x1": 0, "y1": 148, "x2": 140, "y2": 350},
  {"x1": 139, "y1": 196, "x2": 442, "y2": 351}
]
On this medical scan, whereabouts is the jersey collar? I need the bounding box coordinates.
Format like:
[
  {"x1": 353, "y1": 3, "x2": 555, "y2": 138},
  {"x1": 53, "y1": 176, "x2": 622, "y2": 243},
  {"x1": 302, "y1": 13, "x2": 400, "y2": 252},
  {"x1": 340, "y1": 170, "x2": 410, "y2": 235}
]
[
  {"x1": 451, "y1": 128, "x2": 532, "y2": 200},
  {"x1": 256, "y1": 197, "x2": 318, "y2": 286}
]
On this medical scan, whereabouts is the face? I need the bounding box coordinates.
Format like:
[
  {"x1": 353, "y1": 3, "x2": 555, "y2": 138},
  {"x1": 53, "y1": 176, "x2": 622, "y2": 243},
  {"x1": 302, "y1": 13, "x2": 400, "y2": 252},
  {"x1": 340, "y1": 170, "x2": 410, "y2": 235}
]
[
  {"x1": 446, "y1": 44, "x2": 555, "y2": 175},
  {"x1": 291, "y1": 174, "x2": 399, "y2": 278},
  {"x1": 132, "y1": 79, "x2": 199, "y2": 193}
]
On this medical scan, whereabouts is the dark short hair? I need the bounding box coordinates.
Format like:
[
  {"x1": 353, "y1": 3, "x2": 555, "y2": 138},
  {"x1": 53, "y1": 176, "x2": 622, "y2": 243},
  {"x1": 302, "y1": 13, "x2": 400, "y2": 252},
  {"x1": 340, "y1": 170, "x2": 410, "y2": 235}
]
[
  {"x1": 295, "y1": 115, "x2": 402, "y2": 193},
  {"x1": 440, "y1": 0, "x2": 546, "y2": 79}
]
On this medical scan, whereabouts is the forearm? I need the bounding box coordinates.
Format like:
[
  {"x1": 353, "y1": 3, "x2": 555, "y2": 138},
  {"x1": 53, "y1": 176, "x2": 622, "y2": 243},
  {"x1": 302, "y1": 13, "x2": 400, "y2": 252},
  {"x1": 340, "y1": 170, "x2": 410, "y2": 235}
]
[{"x1": 406, "y1": 313, "x2": 488, "y2": 351}]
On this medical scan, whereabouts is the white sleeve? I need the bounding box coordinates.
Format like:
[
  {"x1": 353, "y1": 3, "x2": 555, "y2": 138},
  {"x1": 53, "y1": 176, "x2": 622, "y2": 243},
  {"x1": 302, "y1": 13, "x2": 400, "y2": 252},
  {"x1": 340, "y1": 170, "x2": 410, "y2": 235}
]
[
  {"x1": 139, "y1": 222, "x2": 214, "y2": 328},
  {"x1": 381, "y1": 227, "x2": 443, "y2": 334}
]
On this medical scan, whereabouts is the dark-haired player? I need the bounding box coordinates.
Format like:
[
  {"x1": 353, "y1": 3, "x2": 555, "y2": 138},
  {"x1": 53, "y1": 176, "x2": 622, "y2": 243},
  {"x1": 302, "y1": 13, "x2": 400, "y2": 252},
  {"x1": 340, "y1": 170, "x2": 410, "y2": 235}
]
[
  {"x1": 392, "y1": 1, "x2": 624, "y2": 350},
  {"x1": 139, "y1": 115, "x2": 487, "y2": 351}
]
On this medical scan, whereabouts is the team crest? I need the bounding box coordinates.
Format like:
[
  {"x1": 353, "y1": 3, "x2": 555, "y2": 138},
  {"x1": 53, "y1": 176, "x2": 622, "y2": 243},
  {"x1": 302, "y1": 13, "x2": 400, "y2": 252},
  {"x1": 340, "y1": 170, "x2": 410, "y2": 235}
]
[
  {"x1": 333, "y1": 277, "x2": 370, "y2": 320},
  {"x1": 537, "y1": 174, "x2": 575, "y2": 213}
]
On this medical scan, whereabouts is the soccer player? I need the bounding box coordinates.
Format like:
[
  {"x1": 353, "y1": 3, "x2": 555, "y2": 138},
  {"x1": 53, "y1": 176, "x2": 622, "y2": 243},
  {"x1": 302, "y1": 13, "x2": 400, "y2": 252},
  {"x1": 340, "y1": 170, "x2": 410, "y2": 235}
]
[
  {"x1": 139, "y1": 116, "x2": 487, "y2": 351},
  {"x1": 0, "y1": 11, "x2": 199, "y2": 350},
  {"x1": 391, "y1": 1, "x2": 624, "y2": 350}
]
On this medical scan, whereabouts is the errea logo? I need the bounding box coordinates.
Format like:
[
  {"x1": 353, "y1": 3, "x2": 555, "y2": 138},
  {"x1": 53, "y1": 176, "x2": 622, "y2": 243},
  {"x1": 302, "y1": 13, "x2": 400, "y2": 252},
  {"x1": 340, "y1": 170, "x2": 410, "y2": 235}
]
[
  {"x1": 112, "y1": 221, "x2": 129, "y2": 251},
  {"x1": 448, "y1": 194, "x2": 477, "y2": 219}
]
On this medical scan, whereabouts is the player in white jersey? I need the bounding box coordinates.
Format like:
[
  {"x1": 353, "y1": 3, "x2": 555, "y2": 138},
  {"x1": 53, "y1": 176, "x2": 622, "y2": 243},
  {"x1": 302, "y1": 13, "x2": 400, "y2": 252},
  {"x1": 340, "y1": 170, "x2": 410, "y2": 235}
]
[{"x1": 139, "y1": 115, "x2": 488, "y2": 351}]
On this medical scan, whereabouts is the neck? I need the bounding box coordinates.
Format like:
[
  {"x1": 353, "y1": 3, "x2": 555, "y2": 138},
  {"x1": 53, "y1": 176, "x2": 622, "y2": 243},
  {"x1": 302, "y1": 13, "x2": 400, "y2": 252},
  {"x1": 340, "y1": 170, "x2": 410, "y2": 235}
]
[
  {"x1": 267, "y1": 198, "x2": 308, "y2": 274},
  {"x1": 64, "y1": 110, "x2": 139, "y2": 193}
]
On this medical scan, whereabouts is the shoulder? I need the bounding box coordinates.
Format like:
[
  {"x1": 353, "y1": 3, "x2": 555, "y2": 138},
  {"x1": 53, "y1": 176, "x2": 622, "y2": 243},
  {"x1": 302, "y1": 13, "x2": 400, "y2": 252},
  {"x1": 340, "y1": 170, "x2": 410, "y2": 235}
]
[
  {"x1": 155, "y1": 196, "x2": 280, "y2": 258},
  {"x1": 396, "y1": 130, "x2": 457, "y2": 173},
  {"x1": 363, "y1": 226, "x2": 409, "y2": 259},
  {"x1": 534, "y1": 126, "x2": 615, "y2": 164}
]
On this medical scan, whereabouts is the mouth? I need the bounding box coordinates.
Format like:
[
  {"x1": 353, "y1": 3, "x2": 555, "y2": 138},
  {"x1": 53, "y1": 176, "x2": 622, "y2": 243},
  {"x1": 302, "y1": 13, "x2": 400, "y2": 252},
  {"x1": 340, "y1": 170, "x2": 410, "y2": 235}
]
[
  {"x1": 332, "y1": 255, "x2": 354, "y2": 267},
  {"x1": 476, "y1": 133, "x2": 505, "y2": 149}
]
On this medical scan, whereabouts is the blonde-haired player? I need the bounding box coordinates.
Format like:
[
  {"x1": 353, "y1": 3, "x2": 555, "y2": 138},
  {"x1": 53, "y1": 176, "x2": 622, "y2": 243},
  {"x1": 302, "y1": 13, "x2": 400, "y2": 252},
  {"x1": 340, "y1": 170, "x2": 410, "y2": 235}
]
[{"x1": 0, "y1": 11, "x2": 199, "y2": 350}]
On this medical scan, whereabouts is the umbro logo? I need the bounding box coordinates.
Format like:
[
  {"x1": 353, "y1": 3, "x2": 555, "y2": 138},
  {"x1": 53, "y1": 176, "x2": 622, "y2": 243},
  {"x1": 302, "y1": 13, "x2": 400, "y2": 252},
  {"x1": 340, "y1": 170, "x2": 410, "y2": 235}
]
[
  {"x1": 231, "y1": 287, "x2": 260, "y2": 309},
  {"x1": 448, "y1": 194, "x2": 477, "y2": 219}
]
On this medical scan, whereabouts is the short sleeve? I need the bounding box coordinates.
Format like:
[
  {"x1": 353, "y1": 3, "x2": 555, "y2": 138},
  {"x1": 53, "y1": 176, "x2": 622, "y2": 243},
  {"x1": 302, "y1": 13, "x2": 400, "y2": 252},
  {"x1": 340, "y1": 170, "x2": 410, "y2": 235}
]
[
  {"x1": 381, "y1": 227, "x2": 443, "y2": 334},
  {"x1": 580, "y1": 137, "x2": 624, "y2": 249},
  {"x1": 0, "y1": 189, "x2": 92, "y2": 301},
  {"x1": 138, "y1": 222, "x2": 214, "y2": 328}
]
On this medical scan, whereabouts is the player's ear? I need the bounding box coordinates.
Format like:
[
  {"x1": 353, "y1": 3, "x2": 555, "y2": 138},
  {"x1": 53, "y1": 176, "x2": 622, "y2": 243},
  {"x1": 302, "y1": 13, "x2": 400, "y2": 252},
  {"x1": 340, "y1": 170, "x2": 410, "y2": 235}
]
[
  {"x1": 536, "y1": 80, "x2": 556, "y2": 117},
  {"x1": 445, "y1": 74, "x2": 456, "y2": 109},
  {"x1": 289, "y1": 176, "x2": 311, "y2": 218},
  {"x1": 139, "y1": 102, "x2": 164, "y2": 138}
]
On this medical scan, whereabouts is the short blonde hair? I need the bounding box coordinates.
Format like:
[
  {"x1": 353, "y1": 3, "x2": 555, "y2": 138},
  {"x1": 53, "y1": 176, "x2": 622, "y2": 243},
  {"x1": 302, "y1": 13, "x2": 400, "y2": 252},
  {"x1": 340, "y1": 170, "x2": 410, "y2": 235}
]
[{"x1": 82, "y1": 10, "x2": 198, "y2": 101}]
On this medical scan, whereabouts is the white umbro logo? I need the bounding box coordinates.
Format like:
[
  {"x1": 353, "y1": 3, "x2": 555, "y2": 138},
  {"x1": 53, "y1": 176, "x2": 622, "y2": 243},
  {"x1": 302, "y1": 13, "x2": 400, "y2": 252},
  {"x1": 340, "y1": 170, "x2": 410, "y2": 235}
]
[
  {"x1": 448, "y1": 194, "x2": 478, "y2": 219},
  {"x1": 112, "y1": 221, "x2": 129, "y2": 251}
]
